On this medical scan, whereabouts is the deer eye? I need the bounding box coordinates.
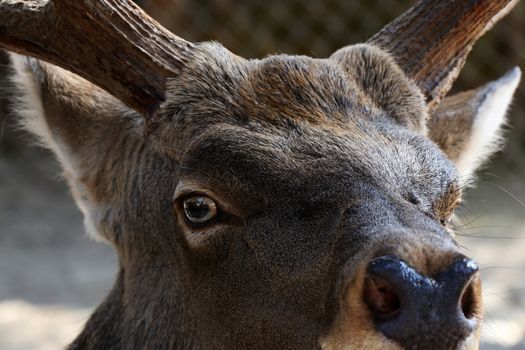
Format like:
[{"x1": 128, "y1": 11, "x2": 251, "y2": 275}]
[
  {"x1": 440, "y1": 213, "x2": 454, "y2": 229},
  {"x1": 183, "y1": 196, "x2": 217, "y2": 225}
]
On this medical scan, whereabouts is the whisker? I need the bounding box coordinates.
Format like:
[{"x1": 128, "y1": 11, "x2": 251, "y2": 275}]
[
  {"x1": 480, "y1": 266, "x2": 525, "y2": 272},
  {"x1": 0, "y1": 114, "x2": 10, "y2": 143},
  {"x1": 453, "y1": 215, "x2": 481, "y2": 230},
  {"x1": 455, "y1": 233, "x2": 522, "y2": 239},
  {"x1": 483, "y1": 287, "x2": 525, "y2": 298},
  {"x1": 456, "y1": 243, "x2": 474, "y2": 253},
  {"x1": 480, "y1": 172, "x2": 503, "y2": 181},
  {"x1": 486, "y1": 180, "x2": 525, "y2": 208}
]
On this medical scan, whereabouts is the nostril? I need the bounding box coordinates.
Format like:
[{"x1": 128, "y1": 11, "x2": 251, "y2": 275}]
[
  {"x1": 441, "y1": 257, "x2": 481, "y2": 321},
  {"x1": 361, "y1": 255, "x2": 480, "y2": 347},
  {"x1": 364, "y1": 275, "x2": 400, "y2": 321},
  {"x1": 460, "y1": 283, "x2": 475, "y2": 319},
  {"x1": 460, "y1": 275, "x2": 480, "y2": 320}
]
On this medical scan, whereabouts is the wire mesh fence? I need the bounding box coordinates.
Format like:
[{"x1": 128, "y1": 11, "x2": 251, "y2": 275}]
[{"x1": 142, "y1": 0, "x2": 525, "y2": 168}]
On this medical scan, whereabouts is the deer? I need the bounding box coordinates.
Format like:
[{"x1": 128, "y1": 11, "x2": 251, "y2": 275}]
[{"x1": 0, "y1": 0, "x2": 522, "y2": 349}]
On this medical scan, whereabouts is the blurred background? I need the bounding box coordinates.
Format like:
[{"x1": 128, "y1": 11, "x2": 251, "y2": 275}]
[{"x1": 0, "y1": 0, "x2": 524, "y2": 349}]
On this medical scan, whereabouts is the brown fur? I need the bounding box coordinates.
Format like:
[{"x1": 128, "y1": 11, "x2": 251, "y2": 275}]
[
  {"x1": 8, "y1": 41, "x2": 519, "y2": 349},
  {"x1": 429, "y1": 90, "x2": 478, "y2": 162}
]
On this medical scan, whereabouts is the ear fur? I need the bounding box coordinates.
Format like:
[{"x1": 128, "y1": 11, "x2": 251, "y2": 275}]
[
  {"x1": 429, "y1": 67, "x2": 521, "y2": 180},
  {"x1": 9, "y1": 54, "x2": 144, "y2": 243},
  {"x1": 10, "y1": 54, "x2": 55, "y2": 152},
  {"x1": 9, "y1": 54, "x2": 141, "y2": 158},
  {"x1": 330, "y1": 44, "x2": 428, "y2": 133}
]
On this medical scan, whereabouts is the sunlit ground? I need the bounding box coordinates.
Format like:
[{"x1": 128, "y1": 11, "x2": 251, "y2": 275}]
[{"x1": 1, "y1": 146, "x2": 525, "y2": 349}]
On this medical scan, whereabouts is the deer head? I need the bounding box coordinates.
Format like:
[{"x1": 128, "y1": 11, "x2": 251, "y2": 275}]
[{"x1": 1, "y1": 1, "x2": 521, "y2": 349}]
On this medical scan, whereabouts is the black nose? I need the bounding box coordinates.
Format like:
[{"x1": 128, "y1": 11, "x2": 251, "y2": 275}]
[{"x1": 364, "y1": 255, "x2": 480, "y2": 348}]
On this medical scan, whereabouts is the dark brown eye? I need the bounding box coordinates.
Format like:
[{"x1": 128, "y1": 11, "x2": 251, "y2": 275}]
[
  {"x1": 440, "y1": 213, "x2": 454, "y2": 229},
  {"x1": 183, "y1": 196, "x2": 217, "y2": 225}
]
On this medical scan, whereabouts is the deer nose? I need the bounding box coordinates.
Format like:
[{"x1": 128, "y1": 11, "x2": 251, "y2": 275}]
[{"x1": 363, "y1": 256, "x2": 481, "y2": 347}]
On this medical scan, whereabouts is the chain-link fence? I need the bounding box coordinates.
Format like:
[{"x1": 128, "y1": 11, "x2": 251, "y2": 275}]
[{"x1": 142, "y1": 0, "x2": 525, "y2": 168}]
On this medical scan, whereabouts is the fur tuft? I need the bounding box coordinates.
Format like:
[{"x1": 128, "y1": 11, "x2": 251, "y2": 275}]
[
  {"x1": 8, "y1": 54, "x2": 110, "y2": 243},
  {"x1": 9, "y1": 54, "x2": 57, "y2": 151},
  {"x1": 456, "y1": 67, "x2": 521, "y2": 178}
]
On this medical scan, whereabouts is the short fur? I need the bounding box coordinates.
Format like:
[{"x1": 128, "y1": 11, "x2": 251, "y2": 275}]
[
  {"x1": 429, "y1": 67, "x2": 521, "y2": 181},
  {"x1": 8, "y1": 41, "x2": 521, "y2": 350}
]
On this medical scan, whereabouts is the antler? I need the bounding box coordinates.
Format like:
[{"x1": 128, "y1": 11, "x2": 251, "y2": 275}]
[
  {"x1": 368, "y1": 0, "x2": 520, "y2": 111},
  {"x1": 0, "y1": 0, "x2": 195, "y2": 116},
  {"x1": 0, "y1": 0, "x2": 519, "y2": 116}
]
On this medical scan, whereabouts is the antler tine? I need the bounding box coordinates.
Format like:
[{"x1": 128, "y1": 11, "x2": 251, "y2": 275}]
[
  {"x1": 0, "y1": 0, "x2": 196, "y2": 116},
  {"x1": 368, "y1": 0, "x2": 520, "y2": 111}
]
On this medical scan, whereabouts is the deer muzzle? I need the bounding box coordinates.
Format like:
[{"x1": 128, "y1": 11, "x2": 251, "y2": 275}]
[{"x1": 364, "y1": 255, "x2": 481, "y2": 349}]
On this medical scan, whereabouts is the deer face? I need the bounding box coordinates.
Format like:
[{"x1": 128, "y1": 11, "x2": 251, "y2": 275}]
[
  {"x1": 3, "y1": 1, "x2": 522, "y2": 349},
  {"x1": 96, "y1": 43, "x2": 510, "y2": 349}
]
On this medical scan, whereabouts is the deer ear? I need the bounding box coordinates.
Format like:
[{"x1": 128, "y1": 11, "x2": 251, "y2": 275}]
[
  {"x1": 10, "y1": 54, "x2": 142, "y2": 153},
  {"x1": 10, "y1": 54, "x2": 145, "y2": 243},
  {"x1": 429, "y1": 67, "x2": 521, "y2": 180},
  {"x1": 331, "y1": 44, "x2": 428, "y2": 133}
]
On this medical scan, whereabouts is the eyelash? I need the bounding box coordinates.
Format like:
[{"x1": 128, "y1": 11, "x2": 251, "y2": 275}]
[
  {"x1": 420, "y1": 202, "x2": 457, "y2": 229},
  {"x1": 440, "y1": 215, "x2": 454, "y2": 228}
]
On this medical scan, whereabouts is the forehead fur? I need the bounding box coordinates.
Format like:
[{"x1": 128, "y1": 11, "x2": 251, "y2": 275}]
[
  {"x1": 147, "y1": 42, "x2": 459, "y2": 220},
  {"x1": 150, "y1": 42, "x2": 426, "y2": 155},
  {"x1": 240, "y1": 54, "x2": 380, "y2": 128}
]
